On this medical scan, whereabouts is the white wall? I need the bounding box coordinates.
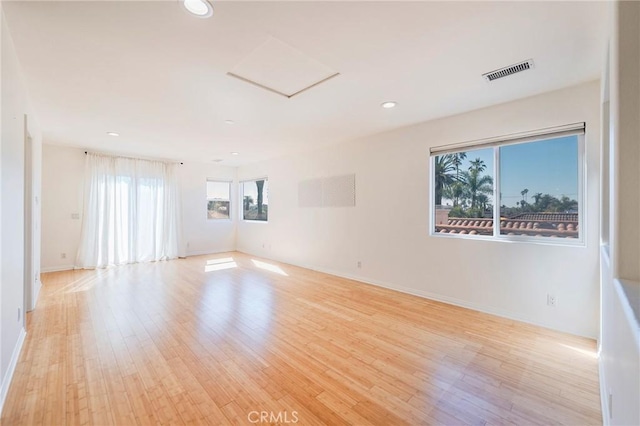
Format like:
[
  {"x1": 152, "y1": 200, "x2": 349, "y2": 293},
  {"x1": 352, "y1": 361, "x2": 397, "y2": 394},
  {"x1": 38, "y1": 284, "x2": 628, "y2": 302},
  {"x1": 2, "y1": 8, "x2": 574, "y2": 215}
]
[
  {"x1": 600, "y1": 257, "x2": 639, "y2": 426},
  {"x1": 237, "y1": 81, "x2": 601, "y2": 338},
  {"x1": 1, "y1": 8, "x2": 4, "y2": 410},
  {"x1": 41, "y1": 144, "x2": 84, "y2": 272},
  {"x1": 599, "y1": 2, "x2": 640, "y2": 425},
  {"x1": 0, "y1": 9, "x2": 42, "y2": 413},
  {"x1": 179, "y1": 161, "x2": 237, "y2": 257},
  {"x1": 26, "y1": 128, "x2": 42, "y2": 310},
  {"x1": 41, "y1": 145, "x2": 238, "y2": 271},
  {"x1": 611, "y1": 1, "x2": 640, "y2": 283}
]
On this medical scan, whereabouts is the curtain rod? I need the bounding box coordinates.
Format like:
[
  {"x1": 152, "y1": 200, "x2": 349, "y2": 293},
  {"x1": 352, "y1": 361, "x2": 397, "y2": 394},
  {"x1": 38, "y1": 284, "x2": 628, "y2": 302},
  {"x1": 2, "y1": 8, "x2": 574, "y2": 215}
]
[{"x1": 84, "y1": 151, "x2": 183, "y2": 165}]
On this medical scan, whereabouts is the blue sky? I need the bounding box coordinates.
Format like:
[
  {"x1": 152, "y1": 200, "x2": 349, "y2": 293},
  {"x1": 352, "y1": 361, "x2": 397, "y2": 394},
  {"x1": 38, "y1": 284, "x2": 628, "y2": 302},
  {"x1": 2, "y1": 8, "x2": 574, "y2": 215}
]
[
  {"x1": 500, "y1": 136, "x2": 578, "y2": 207},
  {"x1": 442, "y1": 135, "x2": 579, "y2": 208}
]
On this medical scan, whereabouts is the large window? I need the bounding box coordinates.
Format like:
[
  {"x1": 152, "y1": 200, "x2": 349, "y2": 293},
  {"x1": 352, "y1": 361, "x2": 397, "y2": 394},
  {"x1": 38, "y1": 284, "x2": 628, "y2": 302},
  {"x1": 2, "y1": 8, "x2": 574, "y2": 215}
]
[
  {"x1": 207, "y1": 180, "x2": 231, "y2": 220},
  {"x1": 431, "y1": 124, "x2": 584, "y2": 243},
  {"x1": 76, "y1": 153, "x2": 180, "y2": 268},
  {"x1": 242, "y1": 178, "x2": 268, "y2": 221}
]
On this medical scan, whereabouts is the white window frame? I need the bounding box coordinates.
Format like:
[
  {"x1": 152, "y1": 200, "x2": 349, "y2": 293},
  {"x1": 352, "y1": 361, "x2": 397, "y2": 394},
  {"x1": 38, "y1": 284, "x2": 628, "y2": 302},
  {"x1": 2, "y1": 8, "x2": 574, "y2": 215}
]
[
  {"x1": 206, "y1": 179, "x2": 232, "y2": 221},
  {"x1": 429, "y1": 123, "x2": 586, "y2": 246},
  {"x1": 240, "y1": 177, "x2": 269, "y2": 223}
]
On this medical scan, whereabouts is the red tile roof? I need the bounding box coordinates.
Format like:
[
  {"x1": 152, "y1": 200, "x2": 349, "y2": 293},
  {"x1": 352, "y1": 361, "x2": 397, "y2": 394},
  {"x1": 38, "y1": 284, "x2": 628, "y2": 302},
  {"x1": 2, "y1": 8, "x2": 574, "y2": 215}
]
[
  {"x1": 509, "y1": 213, "x2": 578, "y2": 222},
  {"x1": 435, "y1": 213, "x2": 578, "y2": 238}
]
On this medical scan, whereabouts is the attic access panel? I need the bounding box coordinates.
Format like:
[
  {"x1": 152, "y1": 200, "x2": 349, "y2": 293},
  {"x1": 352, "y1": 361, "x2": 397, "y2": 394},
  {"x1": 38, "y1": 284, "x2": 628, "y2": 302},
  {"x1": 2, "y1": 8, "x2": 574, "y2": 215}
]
[{"x1": 228, "y1": 36, "x2": 339, "y2": 98}]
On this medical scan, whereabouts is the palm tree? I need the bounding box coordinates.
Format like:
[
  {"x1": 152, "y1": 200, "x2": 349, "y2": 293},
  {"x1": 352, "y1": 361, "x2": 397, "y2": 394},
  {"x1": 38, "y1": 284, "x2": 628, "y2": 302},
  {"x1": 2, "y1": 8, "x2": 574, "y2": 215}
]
[
  {"x1": 451, "y1": 152, "x2": 467, "y2": 206},
  {"x1": 533, "y1": 192, "x2": 543, "y2": 207},
  {"x1": 460, "y1": 158, "x2": 493, "y2": 215},
  {"x1": 452, "y1": 152, "x2": 467, "y2": 177},
  {"x1": 477, "y1": 193, "x2": 489, "y2": 213},
  {"x1": 434, "y1": 154, "x2": 456, "y2": 206},
  {"x1": 469, "y1": 158, "x2": 487, "y2": 174},
  {"x1": 519, "y1": 188, "x2": 529, "y2": 211}
]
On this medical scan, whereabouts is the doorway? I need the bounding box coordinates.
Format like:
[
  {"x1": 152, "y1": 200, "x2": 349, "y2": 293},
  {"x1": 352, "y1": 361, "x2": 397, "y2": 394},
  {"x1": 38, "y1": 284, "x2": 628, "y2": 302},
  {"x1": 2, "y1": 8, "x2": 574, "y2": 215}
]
[{"x1": 23, "y1": 115, "x2": 39, "y2": 318}]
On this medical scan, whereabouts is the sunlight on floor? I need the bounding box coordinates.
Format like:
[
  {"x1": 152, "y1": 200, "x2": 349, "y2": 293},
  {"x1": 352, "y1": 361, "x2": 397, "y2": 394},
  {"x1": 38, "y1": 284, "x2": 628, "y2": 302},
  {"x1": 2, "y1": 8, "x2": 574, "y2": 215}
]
[
  {"x1": 559, "y1": 343, "x2": 598, "y2": 359},
  {"x1": 251, "y1": 259, "x2": 288, "y2": 276},
  {"x1": 206, "y1": 257, "x2": 235, "y2": 265},
  {"x1": 205, "y1": 257, "x2": 237, "y2": 272},
  {"x1": 59, "y1": 274, "x2": 100, "y2": 293}
]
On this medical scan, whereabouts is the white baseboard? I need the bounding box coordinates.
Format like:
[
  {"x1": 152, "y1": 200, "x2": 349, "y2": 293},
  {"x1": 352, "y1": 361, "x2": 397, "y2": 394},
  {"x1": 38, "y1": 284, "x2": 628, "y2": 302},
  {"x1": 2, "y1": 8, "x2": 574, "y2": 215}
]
[
  {"x1": 41, "y1": 265, "x2": 74, "y2": 273},
  {"x1": 185, "y1": 248, "x2": 235, "y2": 257},
  {"x1": 237, "y1": 248, "x2": 596, "y2": 339},
  {"x1": 0, "y1": 328, "x2": 26, "y2": 416},
  {"x1": 44, "y1": 252, "x2": 235, "y2": 271}
]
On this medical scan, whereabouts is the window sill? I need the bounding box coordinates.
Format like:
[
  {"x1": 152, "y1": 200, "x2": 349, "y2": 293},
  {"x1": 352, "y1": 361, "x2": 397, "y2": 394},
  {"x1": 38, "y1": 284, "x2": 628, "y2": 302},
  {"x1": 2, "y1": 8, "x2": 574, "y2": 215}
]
[{"x1": 430, "y1": 231, "x2": 585, "y2": 247}]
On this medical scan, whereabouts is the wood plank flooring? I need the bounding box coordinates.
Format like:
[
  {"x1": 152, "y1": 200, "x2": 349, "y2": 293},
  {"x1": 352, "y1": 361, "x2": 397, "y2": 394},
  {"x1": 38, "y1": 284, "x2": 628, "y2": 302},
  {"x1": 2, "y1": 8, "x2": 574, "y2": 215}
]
[{"x1": 1, "y1": 252, "x2": 602, "y2": 425}]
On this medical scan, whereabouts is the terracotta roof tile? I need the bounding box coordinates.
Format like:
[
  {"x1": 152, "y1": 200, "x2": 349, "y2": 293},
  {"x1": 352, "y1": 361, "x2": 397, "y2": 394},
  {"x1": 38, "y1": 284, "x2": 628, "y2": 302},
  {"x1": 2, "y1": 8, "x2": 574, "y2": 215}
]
[{"x1": 435, "y1": 213, "x2": 579, "y2": 238}]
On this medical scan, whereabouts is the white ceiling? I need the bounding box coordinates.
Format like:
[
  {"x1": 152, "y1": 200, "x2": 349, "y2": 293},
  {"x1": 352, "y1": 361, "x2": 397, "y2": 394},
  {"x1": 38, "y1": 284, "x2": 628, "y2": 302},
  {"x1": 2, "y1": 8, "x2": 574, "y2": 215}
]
[{"x1": 3, "y1": 1, "x2": 607, "y2": 166}]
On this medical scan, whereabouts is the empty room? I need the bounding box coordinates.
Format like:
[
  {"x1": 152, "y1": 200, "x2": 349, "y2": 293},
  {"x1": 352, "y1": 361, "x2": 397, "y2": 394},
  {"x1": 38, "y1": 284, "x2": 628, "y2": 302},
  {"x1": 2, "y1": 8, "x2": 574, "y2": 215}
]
[{"x1": 0, "y1": 1, "x2": 638, "y2": 425}]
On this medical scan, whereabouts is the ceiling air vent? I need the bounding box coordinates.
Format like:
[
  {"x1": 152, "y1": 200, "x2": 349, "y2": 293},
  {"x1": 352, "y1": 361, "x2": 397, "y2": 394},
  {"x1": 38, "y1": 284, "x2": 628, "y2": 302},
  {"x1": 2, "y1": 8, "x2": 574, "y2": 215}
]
[{"x1": 482, "y1": 59, "x2": 534, "y2": 82}]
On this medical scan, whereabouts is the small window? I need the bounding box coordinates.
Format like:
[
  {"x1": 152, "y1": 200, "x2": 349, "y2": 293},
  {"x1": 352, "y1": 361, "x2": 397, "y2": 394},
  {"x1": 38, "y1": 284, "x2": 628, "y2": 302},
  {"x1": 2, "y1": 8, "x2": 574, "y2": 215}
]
[
  {"x1": 242, "y1": 178, "x2": 268, "y2": 221},
  {"x1": 206, "y1": 180, "x2": 231, "y2": 220},
  {"x1": 431, "y1": 124, "x2": 584, "y2": 244}
]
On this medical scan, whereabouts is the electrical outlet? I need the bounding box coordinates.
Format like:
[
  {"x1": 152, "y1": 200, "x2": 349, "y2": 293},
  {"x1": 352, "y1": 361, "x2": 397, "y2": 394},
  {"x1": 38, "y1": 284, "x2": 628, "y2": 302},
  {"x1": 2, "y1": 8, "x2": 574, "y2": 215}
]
[
  {"x1": 608, "y1": 390, "x2": 613, "y2": 419},
  {"x1": 547, "y1": 294, "x2": 557, "y2": 307},
  {"x1": 61, "y1": 252, "x2": 67, "y2": 259},
  {"x1": 17, "y1": 307, "x2": 20, "y2": 321},
  {"x1": 357, "y1": 261, "x2": 362, "y2": 268},
  {"x1": 71, "y1": 213, "x2": 80, "y2": 219}
]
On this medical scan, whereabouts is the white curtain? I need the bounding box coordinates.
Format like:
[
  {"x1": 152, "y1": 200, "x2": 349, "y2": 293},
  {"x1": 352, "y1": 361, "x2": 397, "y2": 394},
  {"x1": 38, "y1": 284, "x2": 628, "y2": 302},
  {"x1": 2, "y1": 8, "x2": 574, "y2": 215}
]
[{"x1": 76, "y1": 153, "x2": 180, "y2": 268}]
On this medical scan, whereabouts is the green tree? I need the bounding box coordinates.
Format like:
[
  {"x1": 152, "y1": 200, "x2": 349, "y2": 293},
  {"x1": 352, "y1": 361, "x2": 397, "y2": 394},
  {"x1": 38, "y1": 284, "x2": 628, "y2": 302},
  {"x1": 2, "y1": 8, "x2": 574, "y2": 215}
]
[
  {"x1": 451, "y1": 152, "x2": 467, "y2": 206},
  {"x1": 477, "y1": 193, "x2": 489, "y2": 213},
  {"x1": 538, "y1": 194, "x2": 556, "y2": 211},
  {"x1": 533, "y1": 192, "x2": 543, "y2": 207},
  {"x1": 434, "y1": 155, "x2": 456, "y2": 206},
  {"x1": 518, "y1": 188, "x2": 529, "y2": 212},
  {"x1": 558, "y1": 195, "x2": 578, "y2": 212},
  {"x1": 460, "y1": 158, "x2": 493, "y2": 216},
  {"x1": 448, "y1": 205, "x2": 467, "y2": 218},
  {"x1": 506, "y1": 192, "x2": 577, "y2": 215}
]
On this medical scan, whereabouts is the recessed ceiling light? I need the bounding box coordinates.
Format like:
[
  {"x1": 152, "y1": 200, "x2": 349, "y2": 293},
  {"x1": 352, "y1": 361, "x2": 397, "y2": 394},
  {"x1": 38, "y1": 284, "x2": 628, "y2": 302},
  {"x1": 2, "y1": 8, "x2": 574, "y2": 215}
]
[
  {"x1": 231, "y1": 152, "x2": 239, "y2": 156},
  {"x1": 381, "y1": 101, "x2": 397, "y2": 109},
  {"x1": 107, "y1": 132, "x2": 120, "y2": 137},
  {"x1": 183, "y1": 0, "x2": 213, "y2": 18},
  {"x1": 225, "y1": 120, "x2": 235, "y2": 125}
]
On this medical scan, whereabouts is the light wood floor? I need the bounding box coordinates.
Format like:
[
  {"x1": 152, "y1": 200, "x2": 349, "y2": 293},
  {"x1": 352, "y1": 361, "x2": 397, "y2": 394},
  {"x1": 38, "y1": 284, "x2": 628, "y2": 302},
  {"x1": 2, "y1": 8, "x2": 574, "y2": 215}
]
[{"x1": 1, "y1": 252, "x2": 601, "y2": 425}]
